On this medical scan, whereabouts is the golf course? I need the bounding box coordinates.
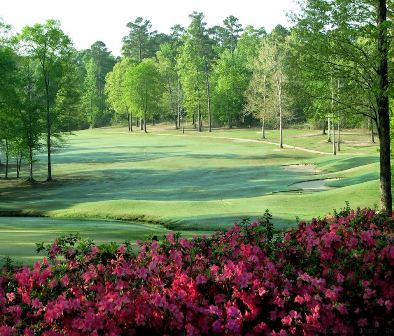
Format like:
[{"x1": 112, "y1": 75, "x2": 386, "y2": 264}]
[{"x1": 0, "y1": 126, "x2": 380, "y2": 263}]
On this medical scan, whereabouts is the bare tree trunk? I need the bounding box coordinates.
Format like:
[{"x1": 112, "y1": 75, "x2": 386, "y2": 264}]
[
  {"x1": 5, "y1": 139, "x2": 9, "y2": 179},
  {"x1": 327, "y1": 117, "x2": 331, "y2": 142},
  {"x1": 127, "y1": 112, "x2": 131, "y2": 132},
  {"x1": 29, "y1": 145, "x2": 34, "y2": 182},
  {"x1": 16, "y1": 150, "x2": 22, "y2": 178},
  {"x1": 136, "y1": 117, "x2": 139, "y2": 127},
  {"x1": 331, "y1": 77, "x2": 336, "y2": 155},
  {"x1": 261, "y1": 117, "x2": 266, "y2": 139},
  {"x1": 278, "y1": 73, "x2": 283, "y2": 149},
  {"x1": 322, "y1": 120, "x2": 326, "y2": 135},
  {"x1": 44, "y1": 73, "x2": 52, "y2": 181},
  {"x1": 332, "y1": 121, "x2": 336, "y2": 155},
  {"x1": 262, "y1": 75, "x2": 267, "y2": 140},
  {"x1": 140, "y1": 117, "x2": 143, "y2": 131},
  {"x1": 377, "y1": 0, "x2": 392, "y2": 214},
  {"x1": 370, "y1": 118, "x2": 375, "y2": 143},
  {"x1": 130, "y1": 112, "x2": 133, "y2": 132},
  {"x1": 144, "y1": 86, "x2": 148, "y2": 133},
  {"x1": 204, "y1": 62, "x2": 212, "y2": 132},
  {"x1": 337, "y1": 115, "x2": 341, "y2": 152},
  {"x1": 177, "y1": 81, "x2": 181, "y2": 130},
  {"x1": 177, "y1": 109, "x2": 181, "y2": 130},
  {"x1": 198, "y1": 101, "x2": 202, "y2": 132}
]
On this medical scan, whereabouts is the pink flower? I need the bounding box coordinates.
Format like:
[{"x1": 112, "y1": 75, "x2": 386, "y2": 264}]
[
  {"x1": 6, "y1": 292, "x2": 15, "y2": 303},
  {"x1": 281, "y1": 315, "x2": 292, "y2": 326},
  {"x1": 294, "y1": 295, "x2": 304, "y2": 304}
]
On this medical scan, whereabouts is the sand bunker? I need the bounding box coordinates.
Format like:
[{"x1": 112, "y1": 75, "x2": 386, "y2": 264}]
[
  {"x1": 282, "y1": 164, "x2": 321, "y2": 174},
  {"x1": 290, "y1": 178, "x2": 339, "y2": 191}
]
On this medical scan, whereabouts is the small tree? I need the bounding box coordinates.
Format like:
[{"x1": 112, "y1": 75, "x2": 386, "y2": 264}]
[
  {"x1": 19, "y1": 19, "x2": 74, "y2": 181},
  {"x1": 124, "y1": 59, "x2": 163, "y2": 133},
  {"x1": 105, "y1": 58, "x2": 134, "y2": 131}
]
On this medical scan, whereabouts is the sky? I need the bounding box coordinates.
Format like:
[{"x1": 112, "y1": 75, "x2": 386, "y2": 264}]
[{"x1": 1, "y1": 0, "x2": 299, "y2": 56}]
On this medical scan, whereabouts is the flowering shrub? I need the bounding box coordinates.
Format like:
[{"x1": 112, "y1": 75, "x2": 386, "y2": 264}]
[{"x1": 0, "y1": 208, "x2": 393, "y2": 335}]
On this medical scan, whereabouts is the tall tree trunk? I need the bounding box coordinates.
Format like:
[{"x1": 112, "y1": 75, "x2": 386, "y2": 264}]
[
  {"x1": 177, "y1": 80, "x2": 181, "y2": 130},
  {"x1": 376, "y1": 0, "x2": 392, "y2": 214},
  {"x1": 261, "y1": 117, "x2": 266, "y2": 139},
  {"x1": 327, "y1": 117, "x2": 331, "y2": 142},
  {"x1": 331, "y1": 77, "x2": 336, "y2": 155},
  {"x1": 370, "y1": 118, "x2": 375, "y2": 143},
  {"x1": 127, "y1": 112, "x2": 131, "y2": 132},
  {"x1": 337, "y1": 115, "x2": 341, "y2": 152},
  {"x1": 16, "y1": 156, "x2": 19, "y2": 178},
  {"x1": 44, "y1": 73, "x2": 52, "y2": 181},
  {"x1": 144, "y1": 87, "x2": 148, "y2": 133},
  {"x1": 262, "y1": 75, "x2": 267, "y2": 140},
  {"x1": 198, "y1": 101, "x2": 202, "y2": 132},
  {"x1": 322, "y1": 120, "x2": 326, "y2": 135},
  {"x1": 140, "y1": 117, "x2": 143, "y2": 131},
  {"x1": 5, "y1": 139, "x2": 9, "y2": 179},
  {"x1": 204, "y1": 62, "x2": 212, "y2": 132},
  {"x1": 278, "y1": 74, "x2": 283, "y2": 149},
  {"x1": 332, "y1": 121, "x2": 336, "y2": 155},
  {"x1": 130, "y1": 112, "x2": 133, "y2": 132},
  {"x1": 16, "y1": 150, "x2": 22, "y2": 178},
  {"x1": 136, "y1": 117, "x2": 139, "y2": 127},
  {"x1": 29, "y1": 145, "x2": 34, "y2": 182}
]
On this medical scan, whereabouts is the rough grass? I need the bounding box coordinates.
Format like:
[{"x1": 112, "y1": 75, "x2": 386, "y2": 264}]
[{"x1": 0, "y1": 126, "x2": 381, "y2": 262}]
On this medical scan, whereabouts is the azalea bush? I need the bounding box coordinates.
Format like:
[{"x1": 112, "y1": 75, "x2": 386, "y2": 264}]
[{"x1": 0, "y1": 208, "x2": 393, "y2": 335}]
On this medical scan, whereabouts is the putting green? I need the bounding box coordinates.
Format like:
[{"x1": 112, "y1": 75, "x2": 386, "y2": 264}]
[{"x1": 0, "y1": 126, "x2": 381, "y2": 262}]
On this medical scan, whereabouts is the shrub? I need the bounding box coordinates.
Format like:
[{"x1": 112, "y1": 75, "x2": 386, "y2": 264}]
[{"x1": 0, "y1": 208, "x2": 393, "y2": 335}]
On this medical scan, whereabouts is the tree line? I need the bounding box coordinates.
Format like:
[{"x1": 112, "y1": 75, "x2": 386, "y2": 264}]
[{"x1": 0, "y1": 0, "x2": 393, "y2": 212}]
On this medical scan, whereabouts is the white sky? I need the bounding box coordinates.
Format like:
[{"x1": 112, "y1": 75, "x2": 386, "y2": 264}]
[{"x1": 1, "y1": 0, "x2": 299, "y2": 56}]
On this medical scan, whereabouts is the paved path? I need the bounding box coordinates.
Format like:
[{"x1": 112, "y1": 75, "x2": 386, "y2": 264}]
[{"x1": 157, "y1": 133, "x2": 332, "y2": 155}]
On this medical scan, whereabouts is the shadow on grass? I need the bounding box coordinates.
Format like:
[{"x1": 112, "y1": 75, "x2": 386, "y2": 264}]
[{"x1": 0, "y1": 165, "x2": 319, "y2": 207}]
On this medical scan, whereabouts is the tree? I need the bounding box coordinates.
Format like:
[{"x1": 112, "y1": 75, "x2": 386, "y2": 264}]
[
  {"x1": 105, "y1": 58, "x2": 134, "y2": 131},
  {"x1": 177, "y1": 12, "x2": 215, "y2": 132},
  {"x1": 80, "y1": 41, "x2": 116, "y2": 128},
  {"x1": 212, "y1": 49, "x2": 248, "y2": 128},
  {"x1": 14, "y1": 56, "x2": 44, "y2": 181},
  {"x1": 157, "y1": 40, "x2": 183, "y2": 128},
  {"x1": 244, "y1": 38, "x2": 275, "y2": 138},
  {"x1": 19, "y1": 19, "x2": 74, "y2": 181},
  {"x1": 245, "y1": 30, "x2": 292, "y2": 146},
  {"x1": 210, "y1": 16, "x2": 243, "y2": 54},
  {"x1": 294, "y1": 0, "x2": 393, "y2": 213},
  {"x1": 124, "y1": 59, "x2": 163, "y2": 133},
  {"x1": 122, "y1": 17, "x2": 166, "y2": 61}
]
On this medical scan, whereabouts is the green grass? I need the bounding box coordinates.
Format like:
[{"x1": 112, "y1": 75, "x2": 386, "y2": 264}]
[
  {"x1": 0, "y1": 126, "x2": 381, "y2": 262},
  {"x1": 0, "y1": 216, "x2": 207, "y2": 265}
]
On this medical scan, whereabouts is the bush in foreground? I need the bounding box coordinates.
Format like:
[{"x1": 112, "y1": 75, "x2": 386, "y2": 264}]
[{"x1": 0, "y1": 208, "x2": 393, "y2": 335}]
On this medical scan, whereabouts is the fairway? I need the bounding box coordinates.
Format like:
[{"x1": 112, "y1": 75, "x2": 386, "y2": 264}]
[{"x1": 0, "y1": 126, "x2": 380, "y2": 261}]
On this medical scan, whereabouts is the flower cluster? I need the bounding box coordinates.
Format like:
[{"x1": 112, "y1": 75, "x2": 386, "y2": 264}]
[{"x1": 0, "y1": 208, "x2": 393, "y2": 335}]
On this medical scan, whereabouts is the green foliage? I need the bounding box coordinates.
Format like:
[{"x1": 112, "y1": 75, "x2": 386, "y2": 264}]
[
  {"x1": 80, "y1": 42, "x2": 116, "y2": 128},
  {"x1": 212, "y1": 49, "x2": 249, "y2": 127},
  {"x1": 124, "y1": 59, "x2": 163, "y2": 130},
  {"x1": 105, "y1": 58, "x2": 134, "y2": 117}
]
